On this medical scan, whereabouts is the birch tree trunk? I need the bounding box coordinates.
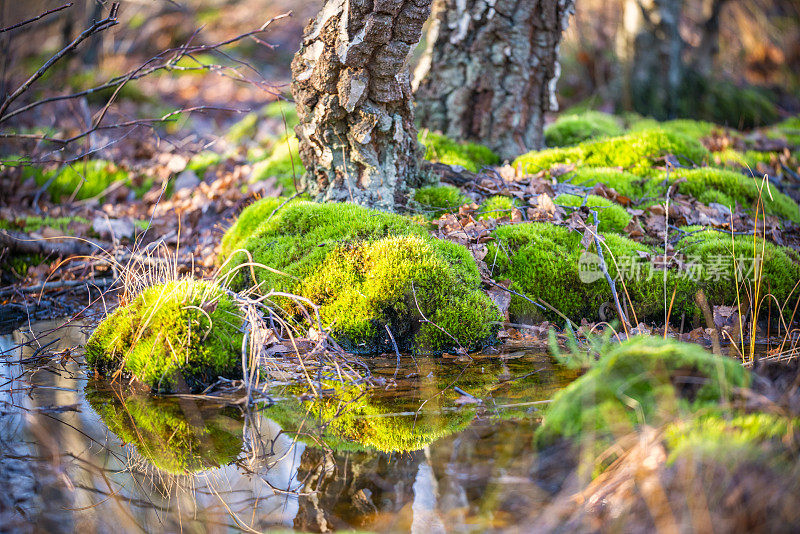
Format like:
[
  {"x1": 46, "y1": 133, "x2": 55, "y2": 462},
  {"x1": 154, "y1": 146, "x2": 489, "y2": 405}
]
[
  {"x1": 413, "y1": 0, "x2": 575, "y2": 161},
  {"x1": 290, "y1": 0, "x2": 433, "y2": 211}
]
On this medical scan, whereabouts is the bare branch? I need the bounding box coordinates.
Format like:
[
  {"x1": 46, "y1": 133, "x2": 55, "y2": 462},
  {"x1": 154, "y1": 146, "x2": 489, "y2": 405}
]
[
  {"x1": 0, "y1": 2, "x2": 74, "y2": 33},
  {"x1": 0, "y1": 3, "x2": 120, "y2": 119}
]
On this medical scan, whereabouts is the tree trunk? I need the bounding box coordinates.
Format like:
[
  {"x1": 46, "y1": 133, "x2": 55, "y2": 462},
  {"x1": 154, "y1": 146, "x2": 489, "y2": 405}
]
[
  {"x1": 618, "y1": 0, "x2": 685, "y2": 119},
  {"x1": 290, "y1": 0, "x2": 433, "y2": 211},
  {"x1": 413, "y1": 0, "x2": 574, "y2": 161}
]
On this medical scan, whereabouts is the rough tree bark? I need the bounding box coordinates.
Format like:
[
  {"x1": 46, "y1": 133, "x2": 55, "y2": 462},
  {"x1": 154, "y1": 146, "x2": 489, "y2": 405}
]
[
  {"x1": 290, "y1": 0, "x2": 433, "y2": 211},
  {"x1": 413, "y1": 0, "x2": 575, "y2": 161}
]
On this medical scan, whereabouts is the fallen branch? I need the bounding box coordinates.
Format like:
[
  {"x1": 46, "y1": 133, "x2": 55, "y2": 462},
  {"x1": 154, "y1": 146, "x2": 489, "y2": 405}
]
[
  {"x1": 0, "y1": 229, "x2": 109, "y2": 257},
  {"x1": 0, "y1": 277, "x2": 116, "y2": 298}
]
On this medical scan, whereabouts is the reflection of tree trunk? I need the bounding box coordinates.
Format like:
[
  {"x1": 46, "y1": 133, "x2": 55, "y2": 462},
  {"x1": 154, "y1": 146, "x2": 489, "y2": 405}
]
[
  {"x1": 618, "y1": 0, "x2": 684, "y2": 119},
  {"x1": 414, "y1": 0, "x2": 575, "y2": 161},
  {"x1": 290, "y1": 0, "x2": 432, "y2": 211},
  {"x1": 294, "y1": 448, "x2": 424, "y2": 532}
]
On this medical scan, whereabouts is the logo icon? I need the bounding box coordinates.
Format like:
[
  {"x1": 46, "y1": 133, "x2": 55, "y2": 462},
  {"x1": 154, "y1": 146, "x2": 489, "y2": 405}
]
[{"x1": 578, "y1": 251, "x2": 603, "y2": 283}]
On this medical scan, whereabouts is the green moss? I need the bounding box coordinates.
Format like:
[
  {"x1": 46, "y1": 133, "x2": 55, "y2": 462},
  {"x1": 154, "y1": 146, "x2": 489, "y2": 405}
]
[
  {"x1": 227, "y1": 111, "x2": 259, "y2": 143},
  {"x1": 266, "y1": 383, "x2": 475, "y2": 453},
  {"x1": 0, "y1": 215, "x2": 90, "y2": 234},
  {"x1": 411, "y1": 185, "x2": 470, "y2": 217},
  {"x1": 85, "y1": 280, "x2": 245, "y2": 393},
  {"x1": 676, "y1": 226, "x2": 800, "y2": 311},
  {"x1": 220, "y1": 197, "x2": 287, "y2": 258},
  {"x1": 514, "y1": 128, "x2": 709, "y2": 175},
  {"x1": 629, "y1": 118, "x2": 718, "y2": 141},
  {"x1": 186, "y1": 150, "x2": 222, "y2": 175},
  {"x1": 248, "y1": 136, "x2": 303, "y2": 192},
  {"x1": 536, "y1": 336, "x2": 749, "y2": 444},
  {"x1": 477, "y1": 195, "x2": 521, "y2": 220},
  {"x1": 37, "y1": 160, "x2": 131, "y2": 202},
  {"x1": 262, "y1": 100, "x2": 299, "y2": 130},
  {"x1": 420, "y1": 131, "x2": 500, "y2": 172},
  {"x1": 672, "y1": 168, "x2": 800, "y2": 223},
  {"x1": 712, "y1": 149, "x2": 779, "y2": 170},
  {"x1": 554, "y1": 194, "x2": 632, "y2": 233},
  {"x1": 664, "y1": 412, "x2": 795, "y2": 466},
  {"x1": 488, "y1": 223, "x2": 682, "y2": 322},
  {"x1": 566, "y1": 168, "x2": 663, "y2": 199},
  {"x1": 220, "y1": 200, "x2": 500, "y2": 353},
  {"x1": 545, "y1": 111, "x2": 624, "y2": 147},
  {"x1": 87, "y1": 387, "x2": 242, "y2": 474},
  {"x1": 679, "y1": 74, "x2": 778, "y2": 129}
]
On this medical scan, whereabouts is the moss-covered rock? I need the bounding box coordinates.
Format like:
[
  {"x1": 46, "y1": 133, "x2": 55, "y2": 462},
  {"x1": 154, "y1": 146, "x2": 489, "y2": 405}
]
[
  {"x1": 671, "y1": 168, "x2": 800, "y2": 223},
  {"x1": 410, "y1": 184, "x2": 470, "y2": 217},
  {"x1": 628, "y1": 118, "x2": 719, "y2": 142},
  {"x1": 545, "y1": 111, "x2": 624, "y2": 147},
  {"x1": 536, "y1": 336, "x2": 749, "y2": 445},
  {"x1": 220, "y1": 200, "x2": 500, "y2": 353},
  {"x1": 514, "y1": 128, "x2": 709, "y2": 175},
  {"x1": 87, "y1": 387, "x2": 243, "y2": 474},
  {"x1": 266, "y1": 382, "x2": 476, "y2": 453},
  {"x1": 420, "y1": 131, "x2": 500, "y2": 172},
  {"x1": 85, "y1": 280, "x2": 245, "y2": 392},
  {"x1": 554, "y1": 194, "x2": 632, "y2": 233}
]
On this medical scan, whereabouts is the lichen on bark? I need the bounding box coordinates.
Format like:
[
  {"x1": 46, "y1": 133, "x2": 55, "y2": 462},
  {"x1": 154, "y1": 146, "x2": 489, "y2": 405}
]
[
  {"x1": 290, "y1": 0, "x2": 433, "y2": 210},
  {"x1": 414, "y1": 0, "x2": 575, "y2": 161}
]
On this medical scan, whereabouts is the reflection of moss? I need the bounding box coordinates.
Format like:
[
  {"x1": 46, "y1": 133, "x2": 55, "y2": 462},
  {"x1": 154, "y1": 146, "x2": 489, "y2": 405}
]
[
  {"x1": 86, "y1": 386, "x2": 243, "y2": 474},
  {"x1": 267, "y1": 383, "x2": 475, "y2": 453},
  {"x1": 420, "y1": 131, "x2": 499, "y2": 171},
  {"x1": 537, "y1": 336, "x2": 748, "y2": 445},
  {"x1": 545, "y1": 111, "x2": 623, "y2": 147},
  {"x1": 85, "y1": 280, "x2": 245, "y2": 392},
  {"x1": 554, "y1": 194, "x2": 631, "y2": 233},
  {"x1": 220, "y1": 200, "x2": 499, "y2": 353}
]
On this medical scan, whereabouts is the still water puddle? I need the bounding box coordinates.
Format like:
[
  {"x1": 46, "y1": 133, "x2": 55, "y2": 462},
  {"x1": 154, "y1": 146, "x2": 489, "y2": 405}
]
[{"x1": 0, "y1": 321, "x2": 575, "y2": 532}]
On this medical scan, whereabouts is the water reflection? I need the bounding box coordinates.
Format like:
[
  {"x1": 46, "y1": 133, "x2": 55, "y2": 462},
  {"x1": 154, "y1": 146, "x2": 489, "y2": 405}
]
[{"x1": 1, "y1": 321, "x2": 574, "y2": 532}]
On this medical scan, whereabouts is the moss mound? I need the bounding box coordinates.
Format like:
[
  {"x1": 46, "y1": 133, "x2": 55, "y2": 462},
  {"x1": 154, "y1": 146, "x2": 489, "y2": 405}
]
[
  {"x1": 537, "y1": 336, "x2": 749, "y2": 444},
  {"x1": 477, "y1": 195, "x2": 521, "y2": 220},
  {"x1": 87, "y1": 387, "x2": 243, "y2": 474},
  {"x1": 186, "y1": 150, "x2": 223, "y2": 175},
  {"x1": 554, "y1": 194, "x2": 632, "y2": 233},
  {"x1": 420, "y1": 131, "x2": 500, "y2": 172},
  {"x1": 411, "y1": 185, "x2": 470, "y2": 217},
  {"x1": 545, "y1": 111, "x2": 624, "y2": 147},
  {"x1": 85, "y1": 280, "x2": 245, "y2": 392},
  {"x1": 266, "y1": 383, "x2": 476, "y2": 453},
  {"x1": 488, "y1": 223, "x2": 676, "y2": 322},
  {"x1": 514, "y1": 128, "x2": 709, "y2": 174},
  {"x1": 628, "y1": 118, "x2": 718, "y2": 141},
  {"x1": 676, "y1": 227, "x2": 800, "y2": 310},
  {"x1": 566, "y1": 168, "x2": 662, "y2": 199},
  {"x1": 220, "y1": 200, "x2": 500, "y2": 353},
  {"x1": 672, "y1": 168, "x2": 800, "y2": 223}
]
